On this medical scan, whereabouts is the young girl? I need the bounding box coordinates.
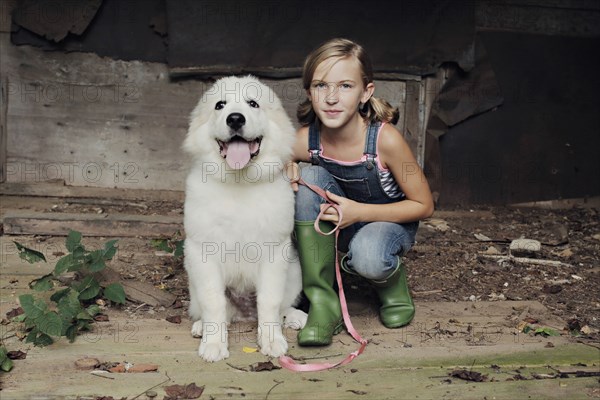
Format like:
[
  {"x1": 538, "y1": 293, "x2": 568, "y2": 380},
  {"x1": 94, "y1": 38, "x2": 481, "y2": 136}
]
[{"x1": 289, "y1": 38, "x2": 434, "y2": 346}]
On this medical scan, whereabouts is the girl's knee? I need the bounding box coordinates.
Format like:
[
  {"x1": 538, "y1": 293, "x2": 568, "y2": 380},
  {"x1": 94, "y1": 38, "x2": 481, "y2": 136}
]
[
  {"x1": 347, "y1": 251, "x2": 397, "y2": 280},
  {"x1": 345, "y1": 222, "x2": 415, "y2": 280}
]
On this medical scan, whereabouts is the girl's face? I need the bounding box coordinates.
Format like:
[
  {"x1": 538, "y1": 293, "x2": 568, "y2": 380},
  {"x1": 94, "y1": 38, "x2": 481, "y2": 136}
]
[{"x1": 308, "y1": 56, "x2": 374, "y2": 130}]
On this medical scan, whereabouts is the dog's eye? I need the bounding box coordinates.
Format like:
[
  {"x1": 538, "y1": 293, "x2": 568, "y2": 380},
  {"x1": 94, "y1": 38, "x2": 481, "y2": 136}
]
[
  {"x1": 215, "y1": 101, "x2": 226, "y2": 110},
  {"x1": 247, "y1": 100, "x2": 259, "y2": 108}
]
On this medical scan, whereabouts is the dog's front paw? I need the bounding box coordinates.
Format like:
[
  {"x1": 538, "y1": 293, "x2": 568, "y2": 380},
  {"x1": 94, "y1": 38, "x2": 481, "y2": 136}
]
[
  {"x1": 199, "y1": 341, "x2": 229, "y2": 362},
  {"x1": 258, "y1": 330, "x2": 288, "y2": 358},
  {"x1": 282, "y1": 308, "x2": 308, "y2": 330},
  {"x1": 191, "y1": 320, "x2": 203, "y2": 337}
]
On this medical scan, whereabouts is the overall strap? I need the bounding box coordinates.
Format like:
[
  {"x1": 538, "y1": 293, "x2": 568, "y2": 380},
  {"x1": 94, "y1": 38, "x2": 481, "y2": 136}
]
[
  {"x1": 308, "y1": 122, "x2": 321, "y2": 165},
  {"x1": 363, "y1": 122, "x2": 381, "y2": 170}
]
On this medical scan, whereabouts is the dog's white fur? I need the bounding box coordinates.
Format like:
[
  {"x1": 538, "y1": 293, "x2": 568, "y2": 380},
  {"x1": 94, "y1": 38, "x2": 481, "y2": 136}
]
[{"x1": 183, "y1": 76, "x2": 306, "y2": 362}]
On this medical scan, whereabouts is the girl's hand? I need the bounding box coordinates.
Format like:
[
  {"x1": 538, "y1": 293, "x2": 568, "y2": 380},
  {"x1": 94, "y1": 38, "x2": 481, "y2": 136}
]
[
  {"x1": 319, "y1": 191, "x2": 362, "y2": 229},
  {"x1": 285, "y1": 161, "x2": 300, "y2": 191}
]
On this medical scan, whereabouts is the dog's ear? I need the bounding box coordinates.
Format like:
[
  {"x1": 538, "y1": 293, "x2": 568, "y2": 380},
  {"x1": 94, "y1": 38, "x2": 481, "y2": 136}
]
[{"x1": 183, "y1": 95, "x2": 213, "y2": 155}]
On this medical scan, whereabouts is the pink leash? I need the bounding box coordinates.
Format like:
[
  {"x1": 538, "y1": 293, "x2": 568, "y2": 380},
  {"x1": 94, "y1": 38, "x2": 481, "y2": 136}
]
[{"x1": 279, "y1": 178, "x2": 368, "y2": 372}]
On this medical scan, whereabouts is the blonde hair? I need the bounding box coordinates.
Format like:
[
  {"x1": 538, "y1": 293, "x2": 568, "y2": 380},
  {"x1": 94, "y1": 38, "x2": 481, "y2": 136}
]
[{"x1": 297, "y1": 38, "x2": 399, "y2": 126}]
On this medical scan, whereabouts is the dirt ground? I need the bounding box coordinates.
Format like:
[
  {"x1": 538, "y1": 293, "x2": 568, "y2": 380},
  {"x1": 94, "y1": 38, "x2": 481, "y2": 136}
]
[
  {"x1": 411, "y1": 205, "x2": 600, "y2": 334},
  {"x1": 2, "y1": 196, "x2": 599, "y2": 398},
  {"x1": 33, "y1": 198, "x2": 600, "y2": 337}
]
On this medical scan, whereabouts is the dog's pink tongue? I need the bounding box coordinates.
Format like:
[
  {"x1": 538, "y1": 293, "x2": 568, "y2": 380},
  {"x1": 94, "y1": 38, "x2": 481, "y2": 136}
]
[{"x1": 225, "y1": 141, "x2": 251, "y2": 169}]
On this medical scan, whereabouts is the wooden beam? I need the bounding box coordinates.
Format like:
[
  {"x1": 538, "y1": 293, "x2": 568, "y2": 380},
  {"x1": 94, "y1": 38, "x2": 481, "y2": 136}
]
[
  {"x1": 0, "y1": 76, "x2": 7, "y2": 182},
  {"x1": 0, "y1": 181, "x2": 184, "y2": 202},
  {"x1": 2, "y1": 210, "x2": 182, "y2": 237}
]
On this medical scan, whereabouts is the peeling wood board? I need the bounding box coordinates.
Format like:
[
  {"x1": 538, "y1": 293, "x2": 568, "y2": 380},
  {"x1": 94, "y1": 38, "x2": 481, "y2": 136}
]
[
  {"x1": 12, "y1": 0, "x2": 102, "y2": 42},
  {"x1": 2, "y1": 211, "x2": 182, "y2": 237},
  {"x1": 0, "y1": 181, "x2": 184, "y2": 202}
]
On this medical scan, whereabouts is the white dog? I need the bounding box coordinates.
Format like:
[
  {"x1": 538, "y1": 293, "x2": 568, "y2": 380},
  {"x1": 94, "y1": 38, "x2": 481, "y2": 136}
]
[{"x1": 183, "y1": 76, "x2": 307, "y2": 362}]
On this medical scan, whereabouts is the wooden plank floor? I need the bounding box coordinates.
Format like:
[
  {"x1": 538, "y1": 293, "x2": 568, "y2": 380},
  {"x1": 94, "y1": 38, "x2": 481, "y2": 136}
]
[{"x1": 1, "y1": 233, "x2": 598, "y2": 399}]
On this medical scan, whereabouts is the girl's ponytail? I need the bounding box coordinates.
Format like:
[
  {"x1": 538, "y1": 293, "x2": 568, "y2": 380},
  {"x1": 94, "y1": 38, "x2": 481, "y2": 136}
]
[{"x1": 361, "y1": 96, "x2": 400, "y2": 125}]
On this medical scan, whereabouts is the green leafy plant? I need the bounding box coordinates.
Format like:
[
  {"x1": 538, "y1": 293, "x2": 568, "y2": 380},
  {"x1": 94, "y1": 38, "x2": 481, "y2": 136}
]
[
  {"x1": 14, "y1": 231, "x2": 126, "y2": 347},
  {"x1": 0, "y1": 346, "x2": 13, "y2": 372},
  {"x1": 532, "y1": 327, "x2": 560, "y2": 337},
  {"x1": 521, "y1": 324, "x2": 560, "y2": 337},
  {"x1": 151, "y1": 231, "x2": 184, "y2": 258}
]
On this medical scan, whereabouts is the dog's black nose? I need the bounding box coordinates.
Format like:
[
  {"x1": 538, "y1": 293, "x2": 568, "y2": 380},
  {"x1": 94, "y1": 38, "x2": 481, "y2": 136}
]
[{"x1": 226, "y1": 113, "x2": 246, "y2": 131}]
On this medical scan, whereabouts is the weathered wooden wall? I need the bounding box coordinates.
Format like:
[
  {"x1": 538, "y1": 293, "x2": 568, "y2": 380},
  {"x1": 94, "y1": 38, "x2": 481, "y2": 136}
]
[{"x1": 0, "y1": 42, "x2": 436, "y2": 192}]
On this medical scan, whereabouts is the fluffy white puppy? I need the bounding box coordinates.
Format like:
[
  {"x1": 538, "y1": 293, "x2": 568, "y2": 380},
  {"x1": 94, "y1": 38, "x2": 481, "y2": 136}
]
[{"x1": 183, "y1": 76, "x2": 307, "y2": 362}]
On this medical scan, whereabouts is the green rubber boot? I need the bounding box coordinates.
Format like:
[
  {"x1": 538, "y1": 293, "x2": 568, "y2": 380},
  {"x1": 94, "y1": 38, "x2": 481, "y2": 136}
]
[
  {"x1": 369, "y1": 259, "x2": 415, "y2": 328},
  {"x1": 295, "y1": 220, "x2": 343, "y2": 346}
]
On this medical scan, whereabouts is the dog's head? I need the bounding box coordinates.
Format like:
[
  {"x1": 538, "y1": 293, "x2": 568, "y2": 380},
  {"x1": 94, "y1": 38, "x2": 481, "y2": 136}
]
[{"x1": 184, "y1": 76, "x2": 295, "y2": 174}]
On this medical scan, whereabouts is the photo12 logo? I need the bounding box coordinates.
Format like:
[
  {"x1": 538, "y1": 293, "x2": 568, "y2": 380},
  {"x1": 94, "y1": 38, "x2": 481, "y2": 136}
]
[
  {"x1": 7, "y1": 81, "x2": 140, "y2": 105},
  {"x1": 5, "y1": 161, "x2": 142, "y2": 185}
]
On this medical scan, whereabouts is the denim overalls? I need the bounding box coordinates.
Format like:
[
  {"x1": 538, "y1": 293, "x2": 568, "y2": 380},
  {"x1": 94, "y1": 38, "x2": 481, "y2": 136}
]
[{"x1": 295, "y1": 121, "x2": 419, "y2": 280}]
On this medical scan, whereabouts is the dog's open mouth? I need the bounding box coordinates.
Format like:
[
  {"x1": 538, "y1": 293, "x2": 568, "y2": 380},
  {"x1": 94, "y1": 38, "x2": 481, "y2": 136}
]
[{"x1": 217, "y1": 136, "x2": 262, "y2": 170}]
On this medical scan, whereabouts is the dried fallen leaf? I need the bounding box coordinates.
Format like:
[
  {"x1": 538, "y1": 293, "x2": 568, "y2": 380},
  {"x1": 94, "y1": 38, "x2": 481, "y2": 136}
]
[
  {"x1": 7, "y1": 350, "x2": 27, "y2": 360},
  {"x1": 242, "y1": 346, "x2": 258, "y2": 353},
  {"x1": 94, "y1": 314, "x2": 110, "y2": 322},
  {"x1": 567, "y1": 318, "x2": 583, "y2": 331},
  {"x1": 96, "y1": 361, "x2": 120, "y2": 371},
  {"x1": 474, "y1": 233, "x2": 492, "y2": 242},
  {"x1": 108, "y1": 364, "x2": 126, "y2": 373},
  {"x1": 482, "y1": 246, "x2": 501, "y2": 255},
  {"x1": 164, "y1": 383, "x2": 205, "y2": 399},
  {"x1": 250, "y1": 361, "x2": 281, "y2": 372},
  {"x1": 450, "y1": 369, "x2": 487, "y2": 382},
  {"x1": 516, "y1": 320, "x2": 529, "y2": 332},
  {"x1": 580, "y1": 325, "x2": 598, "y2": 335},
  {"x1": 6, "y1": 307, "x2": 24, "y2": 320},
  {"x1": 556, "y1": 248, "x2": 573, "y2": 258},
  {"x1": 347, "y1": 389, "x2": 368, "y2": 395},
  {"x1": 172, "y1": 299, "x2": 184, "y2": 309},
  {"x1": 75, "y1": 357, "x2": 100, "y2": 370},
  {"x1": 128, "y1": 363, "x2": 159, "y2": 373},
  {"x1": 507, "y1": 373, "x2": 528, "y2": 381},
  {"x1": 106, "y1": 362, "x2": 158, "y2": 373},
  {"x1": 166, "y1": 315, "x2": 182, "y2": 324},
  {"x1": 424, "y1": 218, "x2": 450, "y2": 232}
]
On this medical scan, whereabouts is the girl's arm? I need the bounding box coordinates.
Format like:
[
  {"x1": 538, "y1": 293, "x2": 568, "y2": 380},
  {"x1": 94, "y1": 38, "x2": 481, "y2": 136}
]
[{"x1": 320, "y1": 124, "x2": 434, "y2": 228}]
